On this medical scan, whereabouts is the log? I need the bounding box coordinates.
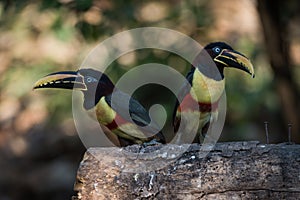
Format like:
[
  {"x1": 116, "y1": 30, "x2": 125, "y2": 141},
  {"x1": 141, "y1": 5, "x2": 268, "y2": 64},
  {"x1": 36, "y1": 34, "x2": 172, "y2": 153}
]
[{"x1": 72, "y1": 141, "x2": 300, "y2": 199}]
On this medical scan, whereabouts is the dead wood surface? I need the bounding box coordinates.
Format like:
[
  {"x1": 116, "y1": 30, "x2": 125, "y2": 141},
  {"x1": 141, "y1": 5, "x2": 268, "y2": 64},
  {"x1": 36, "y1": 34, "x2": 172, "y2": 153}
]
[{"x1": 73, "y1": 141, "x2": 300, "y2": 200}]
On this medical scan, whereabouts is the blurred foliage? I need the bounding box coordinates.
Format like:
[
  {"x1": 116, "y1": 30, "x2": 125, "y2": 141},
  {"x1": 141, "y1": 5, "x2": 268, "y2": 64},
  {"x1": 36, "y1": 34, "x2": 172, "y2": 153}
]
[
  {"x1": 0, "y1": 0, "x2": 300, "y2": 199},
  {"x1": 1, "y1": 0, "x2": 298, "y2": 149}
]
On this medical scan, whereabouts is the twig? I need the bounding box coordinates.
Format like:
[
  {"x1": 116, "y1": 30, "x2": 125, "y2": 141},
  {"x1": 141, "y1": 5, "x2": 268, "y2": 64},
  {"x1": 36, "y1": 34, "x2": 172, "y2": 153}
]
[
  {"x1": 288, "y1": 123, "x2": 292, "y2": 143},
  {"x1": 264, "y1": 121, "x2": 269, "y2": 144}
]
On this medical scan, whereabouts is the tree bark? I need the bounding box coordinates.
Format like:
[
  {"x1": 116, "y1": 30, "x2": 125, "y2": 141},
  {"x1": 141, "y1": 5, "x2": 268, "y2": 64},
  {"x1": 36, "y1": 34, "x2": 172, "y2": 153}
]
[{"x1": 73, "y1": 142, "x2": 300, "y2": 200}]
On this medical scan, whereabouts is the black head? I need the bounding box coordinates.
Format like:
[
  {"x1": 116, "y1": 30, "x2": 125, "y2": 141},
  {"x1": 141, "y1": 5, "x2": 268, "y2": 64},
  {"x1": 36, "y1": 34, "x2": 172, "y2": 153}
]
[
  {"x1": 77, "y1": 68, "x2": 115, "y2": 109},
  {"x1": 204, "y1": 42, "x2": 234, "y2": 57},
  {"x1": 194, "y1": 42, "x2": 255, "y2": 79}
]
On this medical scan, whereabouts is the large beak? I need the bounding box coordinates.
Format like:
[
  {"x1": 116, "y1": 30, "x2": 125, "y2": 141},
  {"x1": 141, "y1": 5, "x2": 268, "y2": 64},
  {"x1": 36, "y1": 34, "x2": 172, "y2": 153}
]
[
  {"x1": 214, "y1": 49, "x2": 255, "y2": 78},
  {"x1": 33, "y1": 71, "x2": 87, "y2": 90}
]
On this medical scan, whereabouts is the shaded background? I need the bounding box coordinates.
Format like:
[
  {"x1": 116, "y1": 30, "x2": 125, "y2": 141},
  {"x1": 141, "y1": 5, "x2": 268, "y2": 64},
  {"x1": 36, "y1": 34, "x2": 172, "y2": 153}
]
[{"x1": 0, "y1": 0, "x2": 300, "y2": 199}]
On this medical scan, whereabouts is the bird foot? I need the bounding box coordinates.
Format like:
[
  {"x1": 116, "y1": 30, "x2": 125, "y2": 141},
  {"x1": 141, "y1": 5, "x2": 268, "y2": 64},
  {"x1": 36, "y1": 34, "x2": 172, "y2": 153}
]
[
  {"x1": 142, "y1": 139, "x2": 162, "y2": 148},
  {"x1": 136, "y1": 139, "x2": 164, "y2": 156}
]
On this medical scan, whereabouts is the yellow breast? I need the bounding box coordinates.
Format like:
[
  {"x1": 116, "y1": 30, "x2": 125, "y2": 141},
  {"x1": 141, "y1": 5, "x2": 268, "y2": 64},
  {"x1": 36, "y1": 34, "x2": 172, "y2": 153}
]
[
  {"x1": 94, "y1": 97, "x2": 116, "y2": 125},
  {"x1": 191, "y1": 68, "x2": 225, "y2": 103}
]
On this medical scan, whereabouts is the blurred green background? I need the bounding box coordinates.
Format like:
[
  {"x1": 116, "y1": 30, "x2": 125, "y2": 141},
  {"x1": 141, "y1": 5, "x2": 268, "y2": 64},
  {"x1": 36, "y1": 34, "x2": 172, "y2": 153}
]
[{"x1": 0, "y1": 0, "x2": 300, "y2": 199}]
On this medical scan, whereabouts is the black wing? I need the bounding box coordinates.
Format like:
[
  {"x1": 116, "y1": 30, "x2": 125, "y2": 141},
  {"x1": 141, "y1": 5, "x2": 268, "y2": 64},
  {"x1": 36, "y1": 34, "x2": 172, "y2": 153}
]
[{"x1": 105, "y1": 90, "x2": 161, "y2": 134}]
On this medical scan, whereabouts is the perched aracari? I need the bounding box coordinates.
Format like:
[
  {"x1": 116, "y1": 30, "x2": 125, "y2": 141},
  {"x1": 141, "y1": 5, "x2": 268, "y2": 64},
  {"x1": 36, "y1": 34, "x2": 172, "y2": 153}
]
[
  {"x1": 173, "y1": 42, "x2": 255, "y2": 143},
  {"x1": 33, "y1": 68, "x2": 165, "y2": 146}
]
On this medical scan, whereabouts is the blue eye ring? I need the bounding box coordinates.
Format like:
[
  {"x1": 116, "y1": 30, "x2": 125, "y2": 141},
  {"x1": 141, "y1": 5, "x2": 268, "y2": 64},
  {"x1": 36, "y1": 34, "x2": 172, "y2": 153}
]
[
  {"x1": 86, "y1": 76, "x2": 97, "y2": 83},
  {"x1": 213, "y1": 47, "x2": 221, "y2": 53}
]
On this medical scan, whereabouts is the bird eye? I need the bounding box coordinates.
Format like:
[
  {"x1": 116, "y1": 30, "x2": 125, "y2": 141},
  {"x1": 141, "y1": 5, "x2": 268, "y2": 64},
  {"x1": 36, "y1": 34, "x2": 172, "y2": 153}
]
[
  {"x1": 213, "y1": 47, "x2": 221, "y2": 53},
  {"x1": 86, "y1": 76, "x2": 97, "y2": 83}
]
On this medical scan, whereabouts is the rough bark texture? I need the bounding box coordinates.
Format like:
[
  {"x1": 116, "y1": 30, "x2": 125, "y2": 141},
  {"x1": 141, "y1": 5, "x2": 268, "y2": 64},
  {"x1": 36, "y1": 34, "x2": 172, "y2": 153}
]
[{"x1": 73, "y1": 141, "x2": 300, "y2": 200}]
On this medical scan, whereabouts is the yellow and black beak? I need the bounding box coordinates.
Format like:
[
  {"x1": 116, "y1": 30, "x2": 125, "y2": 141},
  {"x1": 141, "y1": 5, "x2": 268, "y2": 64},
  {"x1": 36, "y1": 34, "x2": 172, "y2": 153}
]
[
  {"x1": 33, "y1": 71, "x2": 87, "y2": 90},
  {"x1": 214, "y1": 49, "x2": 255, "y2": 78}
]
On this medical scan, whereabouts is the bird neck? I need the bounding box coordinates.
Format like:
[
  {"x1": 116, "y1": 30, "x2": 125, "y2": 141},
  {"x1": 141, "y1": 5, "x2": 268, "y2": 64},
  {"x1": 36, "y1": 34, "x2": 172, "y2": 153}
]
[
  {"x1": 192, "y1": 50, "x2": 225, "y2": 81},
  {"x1": 83, "y1": 82, "x2": 115, "y2": 110},
  {"x1": 216, "y1": 66, "x2": 225, "y2": 79}
]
